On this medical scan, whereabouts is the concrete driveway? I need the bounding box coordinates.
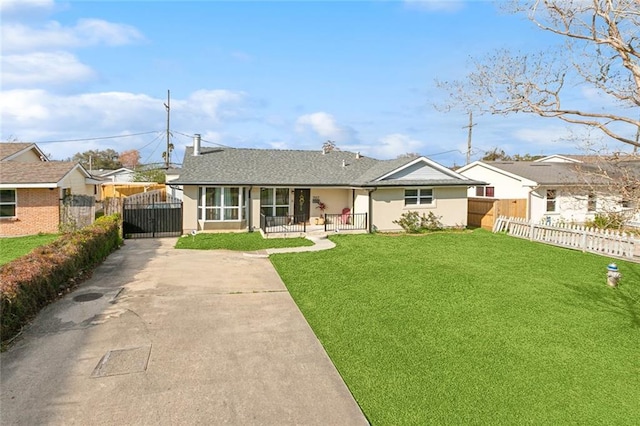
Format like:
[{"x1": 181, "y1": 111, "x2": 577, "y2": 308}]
[{"x1": 1, "y1": 238, "x2": 368, "y2": 425}]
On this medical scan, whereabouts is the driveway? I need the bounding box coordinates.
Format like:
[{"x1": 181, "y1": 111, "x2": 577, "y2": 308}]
[{"x1": 1, "y1": 238, "x2": 368, "y2": 425}]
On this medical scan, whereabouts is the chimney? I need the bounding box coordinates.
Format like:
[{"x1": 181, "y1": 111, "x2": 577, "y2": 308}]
[{"x1": 193, "y1": 133, "x2": 201, "y2": 156}]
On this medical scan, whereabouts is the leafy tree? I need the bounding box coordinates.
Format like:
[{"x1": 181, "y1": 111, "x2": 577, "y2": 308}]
[
  {"x1": 436, "y1": 0, "x2": 640, "y2": 149},
  {"x1": 119, "y1": 149, "x2": 140, "y2": 168},
  {"x1": 481, "y1": 148, "x2": 511, "y2": 161},
  {"x1": 134, "y1": 167, "x2": 166, "y2": 183},
  {"x1": 322, "y1": 140, "x2": 339, "y2": 152},
  {"x1": 71, "y1": 149, "x2": 121, "y2": 170}
]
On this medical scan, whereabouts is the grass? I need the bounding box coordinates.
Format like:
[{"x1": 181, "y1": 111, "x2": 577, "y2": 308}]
[
  {"x1": 270, "y1": 230, "x2": 640, "y2": 425},
  {"x1": 0, "y1": 234, "x2": 60, "y2": 266},
  {"x1": 174, "y1": 231, "x2": 314, "y2": 251}
]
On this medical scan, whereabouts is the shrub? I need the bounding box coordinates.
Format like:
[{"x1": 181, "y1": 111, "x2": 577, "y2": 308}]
[
  {"x1": 0, "y1": 214, "x2": 122, "y2": 343},
  {"x1": 585, "y1": 212, "x2": 626, "y2": 230},
  {"x1": 393, "y1": 211, "x2": 444, "y2": 233}
]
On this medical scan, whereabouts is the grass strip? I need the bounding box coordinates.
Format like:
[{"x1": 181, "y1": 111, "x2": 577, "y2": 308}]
[
  {"x1": 0, "y1": 234, "x2": 60, "y2": 266},
  {"x1": 174, "y1": 231, "x2": 314, "y2": 251}
]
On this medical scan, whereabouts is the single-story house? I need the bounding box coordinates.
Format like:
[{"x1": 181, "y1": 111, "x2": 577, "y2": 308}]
[
  {"x1": 0, "y1": 143, "x2": 99, "y2": 236},
  {"x1": 457, "y1": 154, "x2": 639, "y2": 225},
  {"x1": 171, "y1": 135, "x2": 484, "y2": 234}
]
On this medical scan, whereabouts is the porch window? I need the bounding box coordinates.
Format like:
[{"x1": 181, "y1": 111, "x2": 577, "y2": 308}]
[
  {"x1": 546, "y1": 189, "x2": 557, "y2": 212},
  {"x1": 475, "y1": 186, "x2": 495, "y2": 197},
  {"x1": 199, "y1": 187, "x2": 245, "y2": 221},
  {"x1": 261, "y1": 188, "x2": 289, "y2": 216},
  {"x1": 0, "y1": 189, "x2": 16, "y2": 218},
  {"x1": 405, "y1": 188, "x2": 433, "y2": 206},
  {"x1": 587, "y1": 193, "x2": 597, "y2": 212}
]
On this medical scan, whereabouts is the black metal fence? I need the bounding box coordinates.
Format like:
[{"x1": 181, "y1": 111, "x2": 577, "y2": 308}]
[
  {"x1": 325, "y1": 213, "x2": 368, "y2": 232},
  {"x1": 260, "y1": 213, "x2": 307, "y2": 234},
  {"x1": 123, "y1": 201, "x2": 183, "y2": 238}
]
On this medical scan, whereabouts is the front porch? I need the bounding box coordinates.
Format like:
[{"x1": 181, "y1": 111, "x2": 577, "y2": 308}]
[{"x1": 259, "y1": 213, "x2": 368, "y2": 238}]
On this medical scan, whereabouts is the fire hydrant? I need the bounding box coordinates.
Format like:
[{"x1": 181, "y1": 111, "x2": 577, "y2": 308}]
[{"x1": 607, "y1": 263, "x2": 621, "y2": 288}]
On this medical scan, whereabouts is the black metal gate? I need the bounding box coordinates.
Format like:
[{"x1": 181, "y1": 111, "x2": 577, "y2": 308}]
[{"x1": 123, "y1": 201, "x2": 183, "y2": 238}]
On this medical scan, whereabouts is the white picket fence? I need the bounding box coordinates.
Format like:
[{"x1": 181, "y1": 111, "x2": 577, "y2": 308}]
[{"x1": 493, "y1": 216, "x2": 638, "y2": 260}]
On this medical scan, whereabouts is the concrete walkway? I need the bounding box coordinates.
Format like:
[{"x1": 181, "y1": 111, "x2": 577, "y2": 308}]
[{"x1": 1, "y1": 238, "x2": 367, "y2": 425}]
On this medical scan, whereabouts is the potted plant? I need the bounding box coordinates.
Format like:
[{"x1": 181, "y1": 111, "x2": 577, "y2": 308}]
[{"x1": 315, "y1": 201, "x2": 327, "y2": 225}]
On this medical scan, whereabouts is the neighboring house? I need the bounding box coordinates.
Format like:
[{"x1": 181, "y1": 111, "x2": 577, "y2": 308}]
[
  {"x1": 172, "y1": 136, "x2": 483, "y2": 234},
  {"x1": 458, "y1": 155, "x2": 639, "y2": 225},
  {"x1": 92, "y1": 167, "x2": 136, "y2": 183},
  {"x1": 0, "y1": 142, "x2": 98, "y2": 236}
]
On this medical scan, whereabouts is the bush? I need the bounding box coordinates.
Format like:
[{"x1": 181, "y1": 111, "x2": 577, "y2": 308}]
[
  {"x1": 585, "y1": 212, "x2": 626, "y2": 230},
  {"x1": 393, "y1": 211, "x2": 444, "y2": 233},
  {"x1": 0, "y1": 214, "x2": 122, "y2": 343}
]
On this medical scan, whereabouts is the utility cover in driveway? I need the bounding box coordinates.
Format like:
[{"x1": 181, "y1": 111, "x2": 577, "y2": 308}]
[{"x1": 91, "y1": 345, "x2": 151, "y2": 378}]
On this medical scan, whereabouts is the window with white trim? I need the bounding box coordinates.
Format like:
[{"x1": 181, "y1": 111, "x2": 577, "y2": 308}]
[
  {"x1": 199, "y1": 187, "x2": 245, "y2": 221},
  {"x1": 404, "y1": 188, "x2": 433, "y2": 206},
  {"x1": 546, "y1": 189, "x2": 557, "y2": 212},
  {"x1": 0, "y1": 189, "x2": 16, "y2": 218},
  {"x1": 260, "y1": 188, "x2": 289, "y2": 216}
]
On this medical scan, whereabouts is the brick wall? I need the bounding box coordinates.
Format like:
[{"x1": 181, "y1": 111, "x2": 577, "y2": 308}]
[{"x1": 0, "y1": 188, "x2": 60, "y2": 236}]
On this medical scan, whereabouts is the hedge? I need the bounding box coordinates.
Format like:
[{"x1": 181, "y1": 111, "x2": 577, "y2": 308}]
[{"x1": 0, "y1": 214, "x2": 122, "y2": 342}]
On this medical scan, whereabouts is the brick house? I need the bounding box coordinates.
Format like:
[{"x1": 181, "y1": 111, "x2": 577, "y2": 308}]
[{"x1": 0, "y1": 143, "x2": 98, "y2": 236}]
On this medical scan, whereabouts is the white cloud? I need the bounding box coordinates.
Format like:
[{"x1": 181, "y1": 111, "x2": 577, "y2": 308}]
[
  {"x1": 2, "y1": 19, "x2": 144, "y2": 53},
  {"x1": 0, "y1": 0, "x2": 55, "y2": 19},
  {"x1": 179, "y1": 90, "x2": 249, "y2": 123},
  {"x1": 368, "y1": 133, "x2": 426, "y2": 159},
  {"x1": 295, "y1": 112, "x2": 354, "y2": 142},
  {"x1": 2, "y1": 52, "x2": 95, "y2": 87}
]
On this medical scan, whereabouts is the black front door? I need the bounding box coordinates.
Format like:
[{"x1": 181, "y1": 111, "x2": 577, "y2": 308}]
[{"x1": 293, "y1": 189, "x2": 310, "y2": 224}]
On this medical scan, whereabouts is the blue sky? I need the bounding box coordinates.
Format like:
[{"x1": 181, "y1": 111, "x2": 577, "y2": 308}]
[{"x1": 1, "y1": 0, "x2": 626, "y2": 167}]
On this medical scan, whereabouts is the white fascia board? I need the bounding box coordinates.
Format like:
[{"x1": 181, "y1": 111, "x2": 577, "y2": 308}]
[
  {"x1": 3, "y1": 144, "x2": 49, "y2": 162},
  {"x1": 459, "y1": 161, "x2": 538, "y2": 187},
  {"x1": 375, "y1": 156, "x2": 467, "y2": 182}
]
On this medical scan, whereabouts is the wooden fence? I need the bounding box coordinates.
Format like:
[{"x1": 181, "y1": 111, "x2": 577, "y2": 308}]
[
  {"x1": 493, "y1": 215, "x2": 638, "y2": 260},
  {"x1": 468, "y1": 198, "x2": 527, "y2": 230}
]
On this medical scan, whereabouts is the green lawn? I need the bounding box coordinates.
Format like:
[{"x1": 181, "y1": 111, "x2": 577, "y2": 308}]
[
  {"x1": 174, "y1": 231, "x2": 313, "y2": 251},
  {"x1": 270, "y1": 230, "x2": 640, "y2": 425},
  {"x1": 0, "y1": 234, "x2": 60, "y2": 266}
]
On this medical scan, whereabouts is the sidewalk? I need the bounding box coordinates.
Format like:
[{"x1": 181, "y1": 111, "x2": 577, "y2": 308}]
[{"x1": 1, "y1": 238, "x2": 368, "y2": 425}]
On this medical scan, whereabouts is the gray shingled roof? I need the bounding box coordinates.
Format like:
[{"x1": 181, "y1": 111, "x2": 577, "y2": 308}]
[
  {"x1": 173, "y1": 147, "x2": 482, "y2": 187},
  {"x1": 0, "y1": 161, "x2": 79, "y2": 185},
  {"x1": 486, "y1": 161, "x2": 614, "y2": 185}
]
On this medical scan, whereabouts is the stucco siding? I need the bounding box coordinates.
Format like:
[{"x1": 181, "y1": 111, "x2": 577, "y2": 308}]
[
  {"x1": 309, "y1": 188, "x2": 351, "y2": 219},
  {"x1": 372, "y1": 187, "x2": 468, "y2": 232},
  {"x1": 182, "y1": 186, "x2": 198, "y2": 233},
  {"x1": 12, "y1": 149, "x2": 43, "y2": 163}
]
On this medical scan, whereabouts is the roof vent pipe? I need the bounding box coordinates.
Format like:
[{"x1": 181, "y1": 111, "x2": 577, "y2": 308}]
[
  {"x1": 193, "y1": 134, "x2": 201, "y2": 156},
  {"x1": 342, "y1": 159, "x2": 346, "y2": 167},
  {"x1": 356, "y1": 152, "x2": 361, "y2": 159}
]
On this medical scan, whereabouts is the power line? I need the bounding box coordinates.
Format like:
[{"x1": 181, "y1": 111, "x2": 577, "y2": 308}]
[
  {"x1": 32, "y1": 130, "x2": 162, "y2": 144},
  {"x1": 173, "y1": 130, "x2": 231, "y2": 148}
]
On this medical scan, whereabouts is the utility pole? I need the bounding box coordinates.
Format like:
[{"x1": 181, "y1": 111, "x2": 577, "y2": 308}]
[
  {"x1": 462, "y1": 111, "x2": 476, "y2": 165},
  {"x1": 164, "y1": 90, "x2": 171, "y2": 169}
]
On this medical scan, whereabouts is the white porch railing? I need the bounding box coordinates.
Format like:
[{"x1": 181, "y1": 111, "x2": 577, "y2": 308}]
[{"x1": 493, "y1": 216, "x2": 638, "y2": 260}]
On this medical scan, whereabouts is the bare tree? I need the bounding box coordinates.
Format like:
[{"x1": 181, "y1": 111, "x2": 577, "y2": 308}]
[{"x1": 437, "y1": 0, "x2": 640, "y2": 149}]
